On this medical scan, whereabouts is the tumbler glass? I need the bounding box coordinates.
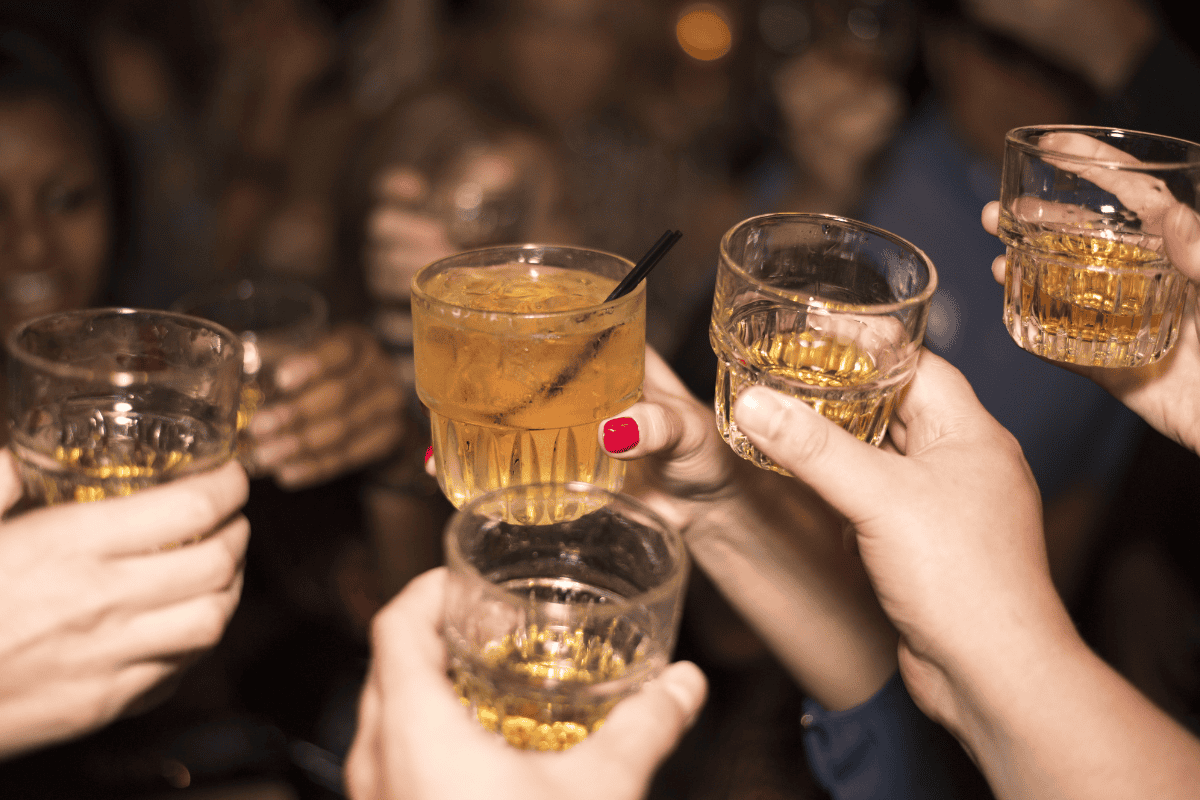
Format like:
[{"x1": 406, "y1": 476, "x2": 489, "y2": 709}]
[
  {"x1": 412, "y1": 245, "x2": 645, "y2": 508},
  {"x1": 710, "y1": 213, "x2": 936, "y2": 474},
  {"x1": 172, "y1": 277, "x2": 328, "y2": 467},
  {"x1": 6, "y1": 308, "x2": 243, "y2": 505},
  {"x1": 999, "y1": 125, "x2": 1200, "y2": 367},
  {"x1": 443, "y1": 482, "x2": 688, "y2": 751}
]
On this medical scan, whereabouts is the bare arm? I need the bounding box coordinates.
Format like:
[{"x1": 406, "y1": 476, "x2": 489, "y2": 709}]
[{"x1": 732, "y1": 351, "x2": 1200, "y2": 799}]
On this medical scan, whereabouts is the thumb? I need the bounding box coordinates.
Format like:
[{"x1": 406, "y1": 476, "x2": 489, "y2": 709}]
[
  {"x1": 581, "y1": 661, "x2": 707, "y2": 777},
  {"x1": 1165, "y1": 204, "x2": 1200, "y2": 283},
  {"x1": 732, "y1": 387, "x2": 901, "y2": 521}
]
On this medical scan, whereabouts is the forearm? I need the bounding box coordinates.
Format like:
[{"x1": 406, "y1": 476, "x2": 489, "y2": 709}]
[
  {"x1": 685, "y1": 487, "x2": 898, "y2": 710},
  {"x1": 947, "y1": 625, "x2": 1200, "y2": 800}
]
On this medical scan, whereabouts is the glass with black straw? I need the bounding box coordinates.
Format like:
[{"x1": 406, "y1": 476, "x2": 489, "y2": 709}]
[{"x1": 412, "y1": 231, "x2": 680, "y2": 511}]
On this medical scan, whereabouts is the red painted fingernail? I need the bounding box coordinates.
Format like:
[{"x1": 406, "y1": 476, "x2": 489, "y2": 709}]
[
  {"x1": 603, "y1": 417, "x2": 639, "y2": 454},
  {"x1": 424, "y1": 444, "x2": 433, "y2": 465}
]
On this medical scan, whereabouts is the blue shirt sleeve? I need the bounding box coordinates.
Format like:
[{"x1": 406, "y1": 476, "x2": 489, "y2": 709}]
[{"x1": 801, "y1": 671, "x2": 991, "y2": 800}]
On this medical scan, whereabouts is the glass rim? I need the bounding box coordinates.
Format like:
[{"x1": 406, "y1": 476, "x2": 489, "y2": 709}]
[
  {"x1": 170, "y1": 276, "x2": 329, "y2": 339},
  {"x1": 443, "y1": 481, "x2": 688, "y2": 609},
  {"x1": 5, "y1": 307, "x2": 244, "y2": 384},
  {"x1": 411, "y1": 243, "x2": 643, "y2": 320},
  {"x1": 1005, "y1": 124, "x2": 1200, "y2": 171},
  {"x1": 718, "y1": 212, "x2": 938, "y2": 313}
]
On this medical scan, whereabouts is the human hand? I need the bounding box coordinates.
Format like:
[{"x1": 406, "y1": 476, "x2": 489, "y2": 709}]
[
  {"x1": 364, "y1": 166, "x2": 458, "y2": 304},
  {"x1": 0, "y1": 452, "x2": 249, "y2": 759},
  {"x1": 728, "y1": 350, "x2": 1073, "y2": 733},
  {"x1": 344, "y1": 567, "x2": 707, "y2": 800},
  {"x1": 246, "y1": 323, "x2": 405, "y2": 489},
  {"x1": 983, "y1": 134, "x2": 1200, "y2": 454},
  {"x1": 597, "y1": 348, "x2": 899, "y2": 710}
]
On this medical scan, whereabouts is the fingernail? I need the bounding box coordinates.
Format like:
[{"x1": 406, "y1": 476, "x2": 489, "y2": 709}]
[
  {"x1": 603, "y1": 417, "x2": 639, "y2": 454},
  {"x1": 274, "y1": 357, "x2": 319, "y2": 393},
  {"x1": 424, "y1": 444, "x2": 433, "y2": 465},
  {"x1": 733, "y1": 388, "x2": 789, "y2": 437}
]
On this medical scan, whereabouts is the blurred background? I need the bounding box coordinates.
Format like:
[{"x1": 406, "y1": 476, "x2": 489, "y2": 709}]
[{"x1": 1, "y1": 0, "x2": 1198, "y2": 797}]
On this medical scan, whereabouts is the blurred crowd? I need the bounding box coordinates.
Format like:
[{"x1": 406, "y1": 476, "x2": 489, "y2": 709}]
[{"x1": 2, "y1": 0, "x2": 1199, "y2": 797}]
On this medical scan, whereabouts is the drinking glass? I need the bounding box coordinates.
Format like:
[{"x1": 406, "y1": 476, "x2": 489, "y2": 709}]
[
  {"x1": 710, "y1": 213, "x2": 936, "y2": 474},
  {"x1": 999, "y1": 125, "x2": 1200, "y2": 367},
  {"x1": 172, "y1": 277, "x2": 328, "y2": 468},
  {"x1": 443, "y1": 482, "x2": 688, "y2": 751},
  {"x1": 6, "y1": 308, "x2": 243, "y2": 505},
  {"x1": 412, "y1": 245, "x2": 645, "y2": 508}
]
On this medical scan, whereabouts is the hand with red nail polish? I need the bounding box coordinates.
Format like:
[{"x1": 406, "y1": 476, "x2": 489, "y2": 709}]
[
  {"x1": 599, "y1": 347, "x2": 898, "y2": 714},
  {"x1": 983, "y1": 186, "x2": 1200, "y2": 454}
]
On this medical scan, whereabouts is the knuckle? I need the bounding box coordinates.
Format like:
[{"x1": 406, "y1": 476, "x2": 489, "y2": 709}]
[
  {"x1": 84, "y1": 681, "x2": 132, "y2": 730},
  {"x1": 368, "y1": 609, "x2": 395, "y2": 654},
  {"x1": 782, "y1": 410, "x2": 833, "y2": 466},
  {"x1": 175, "y1": 485, "x2": 226, "y2": 532},
  {"x1": 192, "y1": 600, "x2": 233, "y2": 648},
  {"x1": 203, "y1": 535, "x2": 244, "y2": 588}
]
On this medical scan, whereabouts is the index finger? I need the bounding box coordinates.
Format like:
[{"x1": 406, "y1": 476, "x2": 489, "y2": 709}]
[{"x1": 599, "y1": 347, "x2": 718, "y2": 469}]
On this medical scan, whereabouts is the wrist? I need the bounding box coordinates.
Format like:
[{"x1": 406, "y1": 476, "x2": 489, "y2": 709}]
[
  {"x1": 926, "y1": 589, "x2": 1085, "y2": 750},
  {"x1": 687, "y1": 491, "x2": 899, "y2": 710}
]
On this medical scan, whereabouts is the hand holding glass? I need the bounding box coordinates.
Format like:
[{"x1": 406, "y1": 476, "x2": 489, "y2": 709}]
[
  {"x1": 999, "y1": 125, "x2": 1200, "y2": 367},
  {"x1": 442, "y1": 483, "x2": 688, "y2": 751},
  {"x1": 172, "y1": 278, "x2": 328, "y2": 472},
  {"x1": 6, "y1": 308, "x2": 243, "y2": 505},
  {"x1": 710, "y1": 213, "x2": 936, "y2": 474}
]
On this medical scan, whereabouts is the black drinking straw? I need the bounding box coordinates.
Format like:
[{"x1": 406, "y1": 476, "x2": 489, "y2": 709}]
[
  {"x1": 605, "y1": 229, "x2": 683, "y2": 303},
  {"x1": 488, "y1": 229, "x2": 684, "y2": 422}
]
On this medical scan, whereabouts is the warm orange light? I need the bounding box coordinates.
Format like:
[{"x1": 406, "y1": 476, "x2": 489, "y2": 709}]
[{"x1": 676, "y1": 6, "x2": 733, "y2": 61}]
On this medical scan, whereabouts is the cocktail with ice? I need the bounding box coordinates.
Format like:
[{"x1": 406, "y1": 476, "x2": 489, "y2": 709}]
[{"x1": 412, "y1": 245, "x2": 645, "y2": 509}]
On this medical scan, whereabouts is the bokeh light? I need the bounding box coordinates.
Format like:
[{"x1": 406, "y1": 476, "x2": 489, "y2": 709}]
[{"x1": 676, "y1": 5, "x2": 733, "y2": 61}]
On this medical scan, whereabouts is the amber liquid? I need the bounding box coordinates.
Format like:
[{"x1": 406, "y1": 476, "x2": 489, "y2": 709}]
[
  {"x1": 414, "y1": 266, "x2": 644, "y2": 508},
  {"x1": 11, "y1": 397, "x2": 233, "y2": 505},
  {"x1": 712, "y1": 305, "x2": 910, "y2": 474},
  {"x1": 448, "y1": 579, "x2": 658, "y2": 751},
  {"x1": 1001, "y1": 219, "x2": 1190, "y2": 367}
]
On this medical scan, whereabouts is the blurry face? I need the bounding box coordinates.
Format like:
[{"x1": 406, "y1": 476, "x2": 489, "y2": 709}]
[
  {"x1": 774, "y1": 43, "x2": 906, "y2": 192},
  {"x1": 0, "y1": 96, "x2": 110, "y2": 334},
  {"x1": 502, "y1": 8, "x2": 619, "y2": 129}
]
